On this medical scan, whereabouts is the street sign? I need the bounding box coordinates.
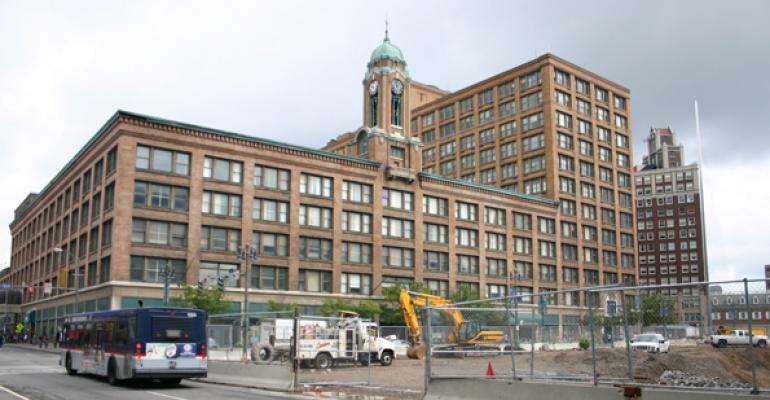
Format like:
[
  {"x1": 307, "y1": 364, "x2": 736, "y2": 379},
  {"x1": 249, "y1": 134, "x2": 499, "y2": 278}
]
[
  {"x1": 44, "y1": 282, "x2": 52, "y2": 295},
  {"x1": 607, "y1": 299, "x2": 617, "y2": 315},
  {"x1": 661, "y1": 304, "x2": 669, "y2": 318},
  {"x1": 15, "y1": 323, "x2": 23, "y2": 333},
  {"x1": 0, "y1": 284, "x2": 11, "y2": 289}
]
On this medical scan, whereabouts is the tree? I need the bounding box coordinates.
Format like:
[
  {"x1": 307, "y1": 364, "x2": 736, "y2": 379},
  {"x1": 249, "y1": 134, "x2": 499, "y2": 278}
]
[
  {"x1": 319, "y1": 299, "x2": 383, "y2": 319},
  {"x1": 268, "y1": 300, "x2": 297, "y2": 313},
  {"x1": 636, "y1": 293, "x2": 677, "y2": 326},
  {"x1": 171, "y1": 283, "x2": 230, "y2": 316}
]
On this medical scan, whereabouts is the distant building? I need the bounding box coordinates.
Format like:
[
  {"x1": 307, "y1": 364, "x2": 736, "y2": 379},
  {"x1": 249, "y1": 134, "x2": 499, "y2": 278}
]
[
  {"x1": 766, "y1": 264, "x2": 769, "y2": 291},
  {"x1": 710, "y1": 292, "x2": 770, "y2": 332},
  {"x1": 635, "y1": 126, "x2": 708, "y2": 325}
]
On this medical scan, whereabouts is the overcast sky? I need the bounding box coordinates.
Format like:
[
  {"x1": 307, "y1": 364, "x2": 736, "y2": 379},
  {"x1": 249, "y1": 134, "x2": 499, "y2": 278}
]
[{"x1": 1, "y1": 0, "x2": 768, "y2": 283}]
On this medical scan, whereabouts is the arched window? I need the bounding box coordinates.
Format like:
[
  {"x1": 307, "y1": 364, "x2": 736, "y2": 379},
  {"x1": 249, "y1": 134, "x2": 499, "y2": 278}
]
[
  {"x1": 357, "y1": 131, "x2": 368, "y2": 155},
  {"x1": 391, "y1": 79, "x2": 404, "y2": 126}
]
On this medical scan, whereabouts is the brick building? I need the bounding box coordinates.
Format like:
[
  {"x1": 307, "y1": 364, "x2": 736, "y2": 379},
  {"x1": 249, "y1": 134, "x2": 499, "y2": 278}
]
[
  {"x1": 4, "y1": 33, "x2": 636, "y2": 335},
  {"x1": 635, "y1": 127, "x2": 708, "y2": 324}
]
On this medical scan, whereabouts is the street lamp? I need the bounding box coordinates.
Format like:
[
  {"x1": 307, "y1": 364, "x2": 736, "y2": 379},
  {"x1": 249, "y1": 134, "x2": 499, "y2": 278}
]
[{"x1": 237, "y1": 245, "x2": 258, "y2": 361}]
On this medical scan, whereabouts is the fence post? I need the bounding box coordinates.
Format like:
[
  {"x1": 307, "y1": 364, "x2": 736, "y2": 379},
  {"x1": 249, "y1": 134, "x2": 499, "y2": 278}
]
[
  {"x1": 620, "y1": 289, "x2": 633, "y2": 381},
  {"x1": 530, "y1": 309, "x2": 535, "y2": 377},
  {"x1": 423, "y1": 298, "x2": 431, "y2": 393},
  {"x1": 588, "y1": 290, "x2": 597, "y2": 386},
  {"x1": 505, "y1": 301, "x2": 516, "y2": 381},
  {"x1": 743, "y1": 278, "x2": 758, "y2": 394},
  {"x1": 292, "y1": 308, "x2": 300, "y2": 392}
]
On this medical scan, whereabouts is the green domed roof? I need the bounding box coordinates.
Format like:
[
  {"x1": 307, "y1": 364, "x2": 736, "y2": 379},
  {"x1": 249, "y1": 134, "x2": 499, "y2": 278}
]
[{"x1": 369, "y1": 37, "x2": 406, "y2": 64}]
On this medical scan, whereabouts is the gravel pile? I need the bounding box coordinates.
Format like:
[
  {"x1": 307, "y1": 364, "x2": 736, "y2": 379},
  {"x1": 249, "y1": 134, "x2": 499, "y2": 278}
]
[{"x1": 658, "y1": 370, "x2": 752, "y2": 389}]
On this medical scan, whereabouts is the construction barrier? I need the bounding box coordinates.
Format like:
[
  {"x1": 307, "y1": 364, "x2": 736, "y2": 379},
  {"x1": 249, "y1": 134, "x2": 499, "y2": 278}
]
[{"x1": 204, "y1": 360, "x2": 294, "y2": 391}]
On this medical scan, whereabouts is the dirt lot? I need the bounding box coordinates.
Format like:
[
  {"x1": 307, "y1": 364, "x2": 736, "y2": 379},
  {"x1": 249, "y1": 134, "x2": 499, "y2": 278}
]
[{"x1": 300, "y1": 344, "x2": 770, "y2": 396}]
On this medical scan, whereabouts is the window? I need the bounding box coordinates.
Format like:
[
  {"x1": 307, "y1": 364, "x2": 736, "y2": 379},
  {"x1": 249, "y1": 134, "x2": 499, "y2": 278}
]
[
  {"x1": 538, "y1": 217, "x2": 556, "y2": 235},
  {"x1": 382, "y1": 188, "x2": 413, "y2": 210},
  {"x1": 341, "y1": 273, "x2": 372, "y2": 295},
  {"x1": 524, "y1": 176, "x2": 547, "y2": 194},
  {"x1": 560, "y1": 198, "x2": 576, "y2": 216},
  {"x1": 486, "y1": 258, "x2": 507, "y2": 277},
  {"x1": 614, "y1": 94, "x2": 626, "y2": 110},
  {"x1": 486, "y1": 232, "x2": 506, "y2": 251},
  {"x1": 520, "y1": 91, "x2": 543, "y2": 112},
  {"x1": 521, "y1": 112, "x2": 544, "y2": 132},
  {"x1": 455, "y1": 228, "x2": 479, "y2": 247},
  {"x1": 596, "y1": 107, "x2": 609, "y2": 121},
  {"x1": 563, "y1": 267, "x2": 579, "y2": 283},
  {"x1": 390, "y1": 146, "x2": 405, "y2": 160},
  {"x1": 299, "y1": 205, "x2": 333, "y2": 228},
  {"x1": 342, "y1": 181, "x2": 372, "y2": 204},
  {"x1": 617, "y1": 153, "x2": 630, "y2": 168},
  {"x1": 479, "y1": 109, "x2": 494, "y2": 125},
  {"x1": 500, "y1": 121, "x2": 516, "y2": 138},
  {"x1": 513, "y1": 212, "x2": 532, "y2": 230},
  {"x1": 520, "y1": 70, "x2": 542, "y2": 90},
  {"x1": 342, "y1": 242, "x2": 372, "y2": 264},
  {"x1": 440, "y1": 104, "x2": 455, "y2": 121},
  {"x1": 252, "y1": 198, "x2": 289, "y2": 223},
  {"x1": 424, "y1": 223, "x2": 448, "y2": 243},
  {"x1": 424, "y1": 251, "x2": 449, "y2": 272},
  {"x1": 250, "y1": 266, "x2": 288, "y2": 290},
  {"x1": 299, "y1": 270, "x2": 332, "y2": 293},
  {"x1": 254, "y1": 165, "x2": 290, "y2": 191},
  {"x1": 423, "y1": 130, "x2": 435, "y2": 144},
  {"x1": 615, "y1": 114, "x2": 627, "y2": 129},
  {"x1": 460, "y1": 135, "x2": 476, "y2": 151},
  {"x1": 539, "y1": 240, "x2": 556, "y2": 258},
  {"x1": 556, "y1": 111, "x2": 572, "y2": 129},
  {"x1": 561, "y1": 221, "x2": 577, "y2": 238},
  {"x1": 131, "y1": 218, "x2": 187, "y2": 247},
  {"x1": 484, "y1": 207, "x2": 506, "y2": 226},
  {"x1": 487, "y1": 284, "x2": 507, "y2": 299},
  {"x1": 514, "y1": 261, "x2": 533, "y2": 280},
  {"x1": 104, "y1": 183, "x2": 115, "y2": 210},
  {"x1": 562, "y1": 244, "x2": 578, "y2": 261},
  {"x1": 426, "y1": 279, "x2": 449, "y2": 298},
  {"x1": 603, "y1": 251, "x2": 617, "y2": 267},
  {"x1": 298, "y1": 237, "x2": 332, "y2": 260},
  {"x1": 558, "y1": 133, "x2": 573, "y2": 150},
  {"x1": 579, "y1": 140, "x2": 593, "y2": 156},
  {"x1": 101, "y1": 219, "x2": 112, "y2": 247},
  {"x1": 135, "y1": 145, "x2": 190, "y2": 176},
  {"x1": 200, "y1": 226, "x2": 241, "y2": 252},
  {"x1": 616, "y1": 133, "x2": 629, "y2": 148},
  {"x1": 582, "y1": 225, "x2": 597, "y2": 242},
  {"x1": 501, "y1": 162, "x2": 518, "y2": 180},
  {"x1": 600, "y1": 187, "x2": 615, "y2": 204},
  {"x1": 382, "y1": 217, "x2": 414, "y2": 239},
  {"x1": 382, "y1": 246, "x2": 414, "y2": 268},
  {"x1": 523, "y1": 155, "x2": 545, "y2": 175},
  {"x1": 599, "y1": 146, "x2": 612, "y2": 162},
  {"x1": 513, "y1": 236, "x2": 532, "y2": 255},
  {"x1": 576, "y1": 78, "x2": 590, "y2": 95},
  {"x1": 300, "y1": 173, "x2": 333, "y2": 197},
  {"x1": 456, "y1": 255, "x2": 480, "y2": 274},
  {"x1": 106, "y1": 147, "x2": 117, "y2": 174},
  {"x1": 342, "y1": 211, "x2": 372, "y2": 233},
  {"x1": 423, "y1": 148, "x2": 436, "y2": 162},
  {"x1": 579, "y1": 161, "x2": 595, "y2": 178},
  {"x1": 583, "y1": 247, "x2": 598, "y2": 264},
  {"x1": 422, "y1": 112, "x2": 435, "y2": 127},
  {"x1": 202, "y1": 191, "x2": 241, "y2": 217},
  {"x1": 576, "y1": 99, "x2": 591, "y2": 116},
  {"x1": 423, "y1": 196, "x2": 448, "y2": 216},
  {"x1": 498, "y1": 80, "x2": 515, "y2": 98},
  {"x1": 99, "y1": 257, "x2": 111, "y2": 283},
  {"x1": 499, "y1": 101, "x2": 516, "y2": 118},
  {"x1": 455, "y1": 202, "x2": 478, "y2": 221},
  {"x1": 130, "y1": 257, "x2": 185, "y2": 284},
  {"x1": 559, "y1": 154, "x2": 575, "y2": 172},
  {"x1": 602, "y1": 208, "x2": 616, "y2": 225},
  {"x1": 440, "y1": 141, "x2": 456, "y2": 157},
  {"x1": 204, "y1": 156, "x2": 243, "y2": 183},
  {"x1": 460, "y1": 115, "x2": 474, "y2": 131},
  {"x1": 94, "y1": 160, "x2": 104, "y2": 185}
]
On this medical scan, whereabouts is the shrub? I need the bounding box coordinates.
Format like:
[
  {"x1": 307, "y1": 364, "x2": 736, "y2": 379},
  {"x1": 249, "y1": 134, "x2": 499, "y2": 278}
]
[{"x1": 579, "y1": 338, "x2": 591, "y2": 350}]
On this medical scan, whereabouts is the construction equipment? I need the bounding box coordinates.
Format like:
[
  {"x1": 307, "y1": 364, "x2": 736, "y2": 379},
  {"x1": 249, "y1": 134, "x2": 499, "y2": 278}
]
[
  {"x1": 399, "y1": 289, "x2": 505, "y2": 359},
  {"x1": 715, "y1": 326, "x2": 768, "y2": 336}
]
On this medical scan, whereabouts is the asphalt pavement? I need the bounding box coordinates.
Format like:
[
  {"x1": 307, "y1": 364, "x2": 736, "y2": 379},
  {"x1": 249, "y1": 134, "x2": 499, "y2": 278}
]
[{"x1": 0, "y1": 345, "x2": 308, "y2": 400}]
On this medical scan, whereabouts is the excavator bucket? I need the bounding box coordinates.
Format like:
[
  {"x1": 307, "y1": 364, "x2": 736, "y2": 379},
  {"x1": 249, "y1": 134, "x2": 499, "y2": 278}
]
[{"x1": 407, "y1": 344, "x2": 424, "y2": 360}]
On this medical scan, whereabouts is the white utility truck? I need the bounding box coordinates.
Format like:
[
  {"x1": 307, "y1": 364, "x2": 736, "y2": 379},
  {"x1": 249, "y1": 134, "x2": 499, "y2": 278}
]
[{"x1": 252, "y1": 317, "x2": 396, "y2": 369}]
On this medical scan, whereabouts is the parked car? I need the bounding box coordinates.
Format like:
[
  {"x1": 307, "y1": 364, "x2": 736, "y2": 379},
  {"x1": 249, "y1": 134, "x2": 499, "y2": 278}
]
[
  {"x1": 630, "y1": 333, "x2": 670, "y2": 353},
  {"x1": 385, "y1": 335, "x2": 409, "y2": 357},
  {"x1": 708, "y1": 330, "x2": 768, "y2": 348}
]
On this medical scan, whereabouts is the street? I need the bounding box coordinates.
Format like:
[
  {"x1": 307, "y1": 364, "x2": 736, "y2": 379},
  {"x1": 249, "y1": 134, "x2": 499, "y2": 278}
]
[{"x1": 0, "y1": 346, "x2": 307, "y2": 400}]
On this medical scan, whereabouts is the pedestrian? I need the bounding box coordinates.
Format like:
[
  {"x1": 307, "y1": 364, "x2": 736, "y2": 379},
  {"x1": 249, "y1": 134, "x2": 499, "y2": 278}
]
[{"x1": 0, "y1": 334, "x2": 5, "y2": 348}]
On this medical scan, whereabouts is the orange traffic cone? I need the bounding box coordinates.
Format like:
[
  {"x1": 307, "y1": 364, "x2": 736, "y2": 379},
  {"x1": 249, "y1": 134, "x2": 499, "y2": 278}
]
[{"x1": 486, "y1": 361, "x2": 496, "y2": 379}]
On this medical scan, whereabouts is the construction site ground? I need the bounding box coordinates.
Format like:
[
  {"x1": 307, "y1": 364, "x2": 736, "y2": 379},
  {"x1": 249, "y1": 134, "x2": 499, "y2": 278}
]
[{"x1": 299, "y1": 344, "x2": 770, "y2": 397}]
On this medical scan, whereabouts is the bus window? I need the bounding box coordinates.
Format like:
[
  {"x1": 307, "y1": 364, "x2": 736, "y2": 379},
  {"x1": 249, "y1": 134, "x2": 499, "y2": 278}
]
[{"x1": 114, "y1": 320, "x2": 128, "y2": 349}]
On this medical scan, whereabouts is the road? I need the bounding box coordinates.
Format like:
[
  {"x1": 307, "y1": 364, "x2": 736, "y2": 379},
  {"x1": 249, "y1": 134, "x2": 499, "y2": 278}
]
[{"x1": 0, "y1": 345, "x2": 307, "y2": 400}]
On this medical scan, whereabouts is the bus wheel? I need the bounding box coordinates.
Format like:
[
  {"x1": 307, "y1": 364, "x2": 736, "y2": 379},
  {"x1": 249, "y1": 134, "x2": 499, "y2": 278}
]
[
  {"x1": 161, "y1": 378, "x2": 182, "y2": 386},
  {"x1": 107, "y1": 358, "x2": 118, "y2": 386},
  {"x1": 65, "y1": 353, "x2": 78, "y2": 376},
  {"x1": 314, "y1": 353, "x2": 333, "y2": 370}
]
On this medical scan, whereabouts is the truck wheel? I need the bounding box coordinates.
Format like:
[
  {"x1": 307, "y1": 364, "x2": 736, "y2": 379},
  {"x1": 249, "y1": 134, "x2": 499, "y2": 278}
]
[
  {"x1": 251, "y1": 343, "x2": 274, "y2": 364},
  {"x1": 65, "y1": 353, "x2": 78, "y2": 375},
  {"x1": 718, "y1": 339, "x2": 727, "y2": 348},
  {"x1": 358, "y1": 353, "x2": 370, "y2": 366},
  {"x1": 757, "y1": 340, "x2": 767, "y2": 348},
  {"x1": 315, "y1": 353, "x2": 333, "y2": 369},
  {"x1": 380, "y1": 351, "x2": 393, "y2": 367}
]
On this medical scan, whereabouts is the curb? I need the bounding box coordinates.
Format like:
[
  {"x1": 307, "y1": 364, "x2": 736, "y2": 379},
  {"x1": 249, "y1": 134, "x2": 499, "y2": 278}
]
[{"x1": 4, "y1": 344, "x2": 60, "y2": 354}]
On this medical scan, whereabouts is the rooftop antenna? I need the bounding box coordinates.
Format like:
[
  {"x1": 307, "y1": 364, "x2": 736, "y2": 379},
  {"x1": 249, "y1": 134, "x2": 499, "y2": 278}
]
[{"x1": 385, "y1": 16, "x2": 389, "y2": 40}]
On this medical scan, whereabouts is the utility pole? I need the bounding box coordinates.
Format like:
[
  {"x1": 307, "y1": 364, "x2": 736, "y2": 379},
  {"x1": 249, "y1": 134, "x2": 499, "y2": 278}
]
[
  {"x1": 238, "y1": 245, "x2": 258, "y2": 362},
  {"x1": 162, "y1": 260, "x2": 174, "y2": 305}
]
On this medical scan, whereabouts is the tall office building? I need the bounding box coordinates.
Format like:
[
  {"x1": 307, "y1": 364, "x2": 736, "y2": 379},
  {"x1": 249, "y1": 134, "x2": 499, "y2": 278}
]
[
  {"x1": 4, "y1": 33, "x2": 637, "y2": 336},
  {"x1": 635, "y1": 127, "x2": 708, "y2": 323}
]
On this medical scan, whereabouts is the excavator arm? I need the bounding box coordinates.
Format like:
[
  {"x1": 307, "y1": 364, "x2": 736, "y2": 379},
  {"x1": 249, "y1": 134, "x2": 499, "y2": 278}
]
[{"x1": 399, "y1": 289, "x2": 464, "y2": 359}]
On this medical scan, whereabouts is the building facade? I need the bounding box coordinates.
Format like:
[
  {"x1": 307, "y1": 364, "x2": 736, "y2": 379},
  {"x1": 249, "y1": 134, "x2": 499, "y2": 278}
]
[
  {"x1": 635, "y1": 127, "x2": 708, "y2": 324},
  {"x1": 4, "y1": 33, "x2": 637, "y2": 336},
  {"x1": 710, "y1": 289, "x2": 770, "y2": 332}
]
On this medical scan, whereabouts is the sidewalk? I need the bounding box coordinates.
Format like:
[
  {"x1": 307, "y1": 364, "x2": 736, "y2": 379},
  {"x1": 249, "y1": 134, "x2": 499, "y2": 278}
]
[{"x1": 4, "y1": 343, "x2": 61, "y2": 354}]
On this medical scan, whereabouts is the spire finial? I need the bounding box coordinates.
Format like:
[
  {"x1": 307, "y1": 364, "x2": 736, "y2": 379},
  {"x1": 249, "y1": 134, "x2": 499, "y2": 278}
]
[{"x1": 385, "y1": 17, "x2": 389, "y2": 41}]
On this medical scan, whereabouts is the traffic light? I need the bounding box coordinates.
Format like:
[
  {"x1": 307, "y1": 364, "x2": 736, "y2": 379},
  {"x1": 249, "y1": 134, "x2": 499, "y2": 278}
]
[
  {"x1": 197, "y1": 281, "x2": 204, "y2": 293},
  {"x1": 216, "y1": 277, "x2": 224, "y2": 291},
  {"x1": 27, "y1": 285, "x2": 35, "y2": 294}
]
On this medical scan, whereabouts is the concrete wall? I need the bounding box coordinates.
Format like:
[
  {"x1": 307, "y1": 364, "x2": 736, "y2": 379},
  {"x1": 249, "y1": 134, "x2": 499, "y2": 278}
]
[
  {"x1": 205, "y1": 361, "x2": 293, "y2": 391},
  {"x1": 424, "y1": 378, "x2": 770, "y2": 400}
]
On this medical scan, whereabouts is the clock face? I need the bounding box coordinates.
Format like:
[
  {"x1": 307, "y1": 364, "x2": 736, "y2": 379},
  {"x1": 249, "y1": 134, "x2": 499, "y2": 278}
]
[
  {"x1": 369, "y1": 80, "x2": 378, "y2": 95},
  {"x1": 391, "y1": 79, "x2": 404, "y2": 95}
]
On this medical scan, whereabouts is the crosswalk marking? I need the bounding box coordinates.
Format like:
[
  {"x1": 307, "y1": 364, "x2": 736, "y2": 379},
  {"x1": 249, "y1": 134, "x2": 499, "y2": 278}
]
[{"x1": 0, "y1": 385, "x2": 32, "y2": 400}]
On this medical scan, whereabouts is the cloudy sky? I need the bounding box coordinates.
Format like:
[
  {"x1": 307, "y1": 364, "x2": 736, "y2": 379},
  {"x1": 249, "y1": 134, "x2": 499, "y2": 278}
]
[{"x1": 1, "y1": 0, "x2": 768, "y2": 282}]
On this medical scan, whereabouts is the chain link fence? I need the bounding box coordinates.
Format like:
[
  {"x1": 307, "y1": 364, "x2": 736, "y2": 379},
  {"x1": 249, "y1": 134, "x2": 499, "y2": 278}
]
[{"x1": 423, "y1": 278, "x2": 769, "y2": 394}]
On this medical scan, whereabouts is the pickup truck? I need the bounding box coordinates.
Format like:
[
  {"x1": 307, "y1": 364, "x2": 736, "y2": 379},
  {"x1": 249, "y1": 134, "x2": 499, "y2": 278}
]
[{"x1": 708, "y1": 330, "x2": 768, "y2": 348}]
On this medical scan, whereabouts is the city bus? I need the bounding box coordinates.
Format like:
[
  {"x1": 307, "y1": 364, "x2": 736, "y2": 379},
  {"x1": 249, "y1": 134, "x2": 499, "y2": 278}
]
[{"x1": 60, "y1": 307, "x2": 207, "y2": 385}]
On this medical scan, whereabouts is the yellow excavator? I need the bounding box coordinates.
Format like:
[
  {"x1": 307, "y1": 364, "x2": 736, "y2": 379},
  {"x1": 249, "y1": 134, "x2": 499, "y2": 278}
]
[{"x1": 399, "y1": 289, "x2": 505, "y2": 359}]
